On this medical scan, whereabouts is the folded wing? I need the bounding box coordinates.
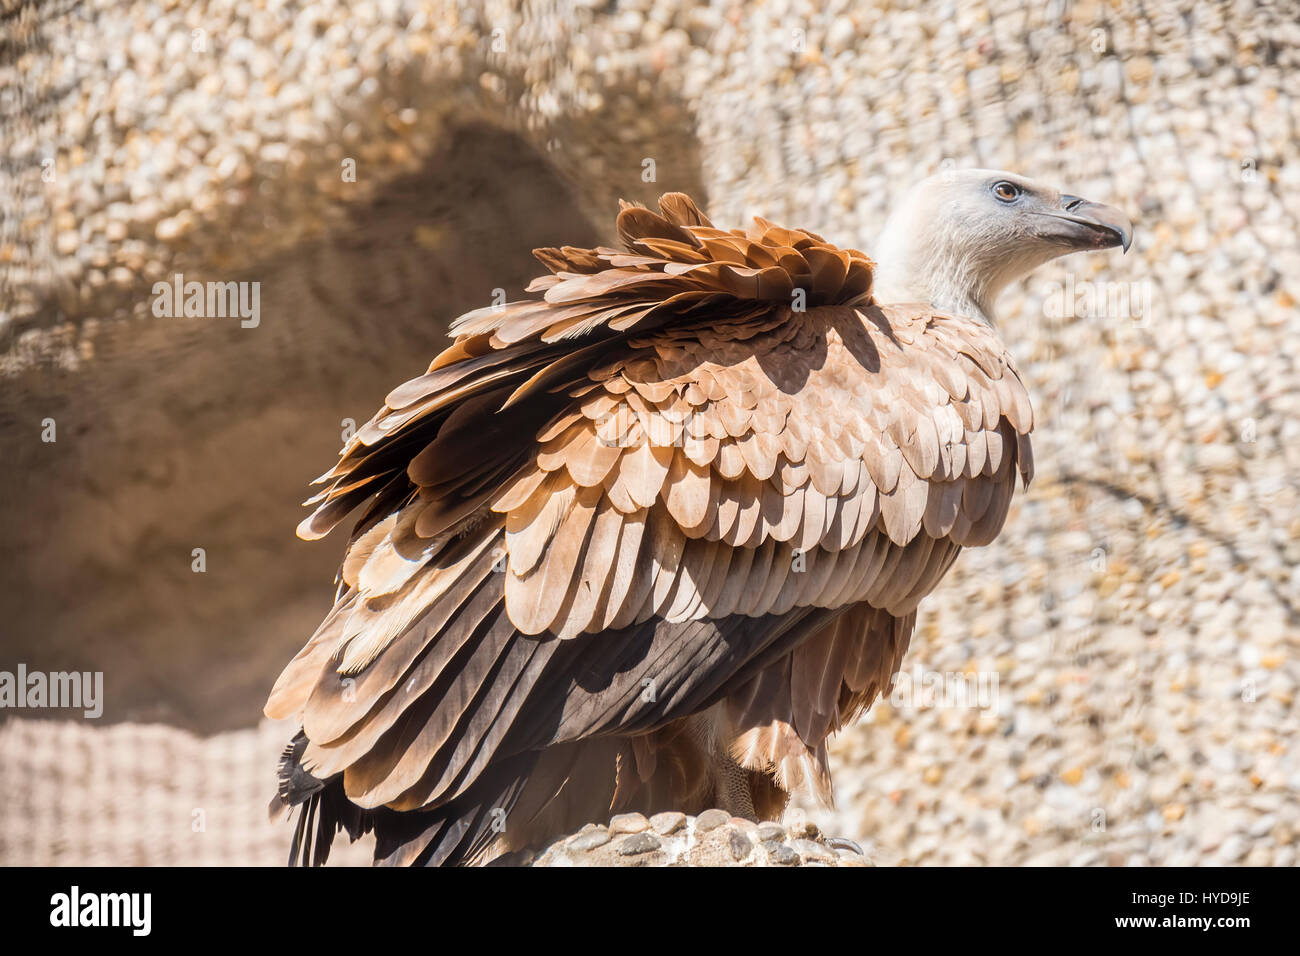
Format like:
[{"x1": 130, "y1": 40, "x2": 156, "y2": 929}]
[{"x1": 265, "y1": 193, "x2": 1033, "y2": 858}]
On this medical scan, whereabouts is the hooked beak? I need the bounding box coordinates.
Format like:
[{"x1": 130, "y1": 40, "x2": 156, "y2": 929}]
[{"x1": 1042, "y1": 195, "x2": 1134, "y2": 253}]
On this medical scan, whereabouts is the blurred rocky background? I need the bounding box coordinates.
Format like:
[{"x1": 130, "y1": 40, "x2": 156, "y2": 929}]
[{"x1": 1, "y1": 0, "x2": 1296, "y2": 865}]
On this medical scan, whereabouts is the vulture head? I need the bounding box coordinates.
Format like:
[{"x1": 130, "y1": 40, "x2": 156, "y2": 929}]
[{"x1": 873, "y1": 168, "x2": 1133, "y2": 324}]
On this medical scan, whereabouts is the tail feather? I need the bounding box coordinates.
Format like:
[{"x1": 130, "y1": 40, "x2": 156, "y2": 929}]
[
  {"x1": 274, "y1": 731, "x2": 373, "y2": 866},
  {"x1": 277, "y1": 727, "x2": 544, "y2": 866}
]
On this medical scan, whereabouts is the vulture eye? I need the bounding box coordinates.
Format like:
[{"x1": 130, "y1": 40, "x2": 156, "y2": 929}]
[{"x1": 992, "y1": 181, "x2": 1021, "y2": 202}]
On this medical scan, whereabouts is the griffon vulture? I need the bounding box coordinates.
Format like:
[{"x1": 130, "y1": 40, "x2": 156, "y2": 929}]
[{"x1": 266, "y1": 169, "x2": 1132, "y2": 865}]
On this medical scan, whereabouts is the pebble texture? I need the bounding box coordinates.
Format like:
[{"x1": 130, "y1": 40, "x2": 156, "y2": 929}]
[
  {"x1": 0, "y1": 717, "x2": 372, "y2": 865},
  {"x1": 1, "y1": 0, "x2": 1298, "y2": 866},
  {"x1": 527, "y1": 814, "x2": 870, "y2": 867}
]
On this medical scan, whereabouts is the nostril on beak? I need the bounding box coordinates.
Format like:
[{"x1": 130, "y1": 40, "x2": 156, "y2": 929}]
[{"x1": 1061, "y1": 195, "x2": 1085, "y2": 212}]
